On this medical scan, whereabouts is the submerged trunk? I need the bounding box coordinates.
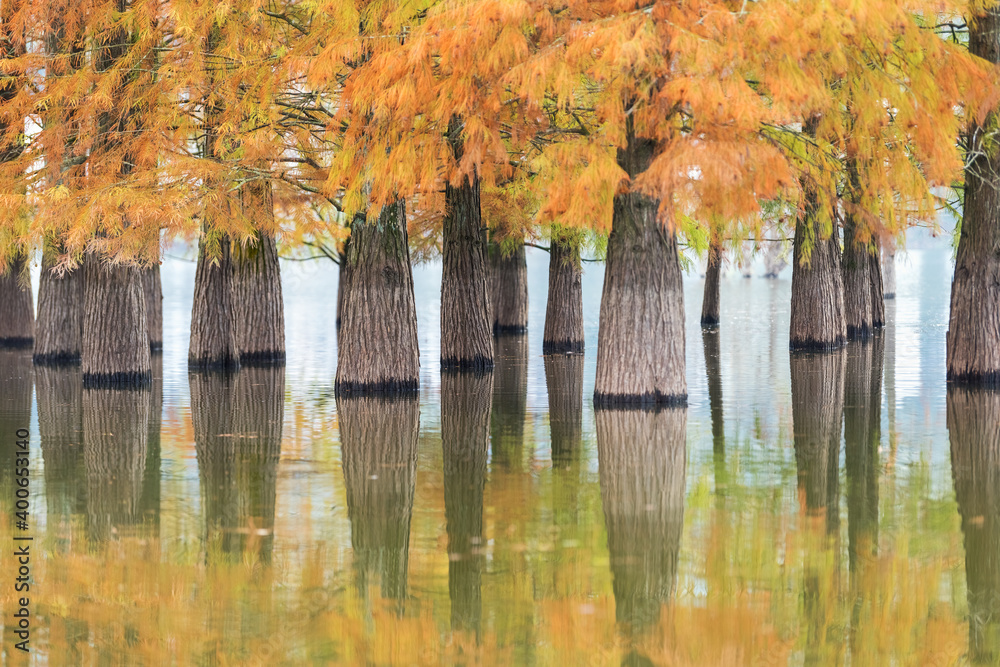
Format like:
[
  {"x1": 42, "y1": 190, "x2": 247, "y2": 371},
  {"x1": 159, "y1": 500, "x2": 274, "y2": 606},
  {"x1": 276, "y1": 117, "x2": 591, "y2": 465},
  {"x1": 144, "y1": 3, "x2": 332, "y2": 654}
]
[
  {"x1": 189, "y1": 235, "x2": 239, "y2": 370},
  {"x1": 230, "y1": 180, "x2": 285, "y2": 366},
  {"x1": 0, "y1": 253, "x2": 34, "y2": 348},
  {"x1": 543, "y1": 233, "x2": 584, "y2": 354},
  {"x1": 336, "y1": 200, "x2": 420, "y2": 394},
  {"x1": 790, "y1": 196, "x2": 846, "y2": 350},
  {"x1": 597, "y1": 407, "x2": 686, "y2": 646},
  {"x1": 545, "y1": 353, "x2": 584, "y2": 466},
  {"x1": 842, "y1": 210, "x2": 884, "y2": 340},
  {"x1": 81, "y1": 256, "x2": 151, "y2": 388},
  {"x1": 142, "y1": 264, "x2": 163, "y2": 352},
  {"x1": 490, "y1": 240, "x2": 528, "y2": 335},
  {"x1": 948, "y1": 9, "x2": 1000, "y2": 384},
  {"x1": 338, "y1": 395, "x2": 418, "y2": 610},
  {"x1": 701, "y1": 235, "x2": 722, "y2": 328},
  {"x1": 441, "y1": 117, "x2": 493, "y2": 371},
  {"x1": 441, "y1": 370, "x2": 492, "y2": 634},
  {"x1": 34, "y1": 244, "x2": 83, "y2": 364},
  {"x1": 490, "y1": 334, "x2": 528, "y2": 471},
  {"x1": 594, "y1": 132, "x2": 686, "y2": 407},
  {"x1": 882, "y1": 244, "x2": 896, "y2": 299},
  {"x1": 948, "y1": 387, "x2": 1000, "y2": 664}
]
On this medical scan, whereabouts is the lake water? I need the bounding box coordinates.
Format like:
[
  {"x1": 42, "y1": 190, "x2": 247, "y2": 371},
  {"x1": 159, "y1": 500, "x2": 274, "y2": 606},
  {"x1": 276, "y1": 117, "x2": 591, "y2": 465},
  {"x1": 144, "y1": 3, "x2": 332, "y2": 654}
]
[{"x1": 0, "y1": 247, "x2": 990, "y2": 665}]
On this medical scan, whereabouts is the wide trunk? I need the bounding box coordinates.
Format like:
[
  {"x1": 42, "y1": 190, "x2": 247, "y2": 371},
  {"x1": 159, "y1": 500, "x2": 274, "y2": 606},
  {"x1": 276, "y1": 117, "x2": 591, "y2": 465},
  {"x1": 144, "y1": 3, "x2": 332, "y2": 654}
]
[
  {"x1": 230, "y1": 180, "x2": 285, "y2": 366},
  {"x1": 882, "y1": 244, "x2": 896, "y2": 299},
  {"x1": 842, "y1": 213, "x2": 884, "y2": 340},
  {"x1": 948, "y1": 9, "x2": 1000, "y2": 384},
  {"x1": 189, "y1": 235, "x2": 239, "y2": 370},
  {"x1": 81, "y1": 255, "x2": 151, "y2": 388},
  {"x1": 441, "y1": 370, "x2": 492, "y2": 634},
  {"x1": 594, "y1": 134, "x2": 686, "y2": 407},
  {"x1": 543, "y1": 233, "x2": 584, "y2": 354},
  {"x1": 338, "y1": 395, "x2": 418, "y2": 609},
  {"x1": 597, "y1": 407, "x2": 686, "y2": 646},
  {"x1": 441, "y1": 117, "x2": 493, "y2": 371},
  {"x1": 701, "y1": 235, "x2": 722, "y2": 328},
  {"x1": 544, "y1": 353, "x2": 584, "y2": 465},
  {"x1": 948, "y1": 387, "x2": 1000, "y2": 664},
  {"x1": 34, "y1": 244, "x2": 83, "y2": 364},
  {"x1": 0, "y1": 253, "x2": 34, "y2": 348},
  {"x1": 336, "y1": 200, "x2": 420, "y2": 394},
  {"x1": 490, "y1": 240, "x2": 528, "y2": 335},
  {"x1": 789, "y1": 197, "x2": 846, "y2": 350},
  {"x1": 142, "y1": 264, "x2": 163, "y2": 352}
]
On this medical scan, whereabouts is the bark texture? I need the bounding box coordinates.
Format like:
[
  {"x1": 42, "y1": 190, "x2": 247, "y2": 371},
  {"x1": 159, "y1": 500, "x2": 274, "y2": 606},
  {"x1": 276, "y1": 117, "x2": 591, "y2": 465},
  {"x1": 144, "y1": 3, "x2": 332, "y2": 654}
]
[
  {"x1": 441, "y1": 370, "x2": 492, "y2": 634},
  {"x1": 0, "y1": 254, "x2": 34, "y2": 348},
  {"x1": 441, "y1": 117, "x2": 493, "y2": 371},
  {"x1": 490, "y1": 240, "x2": 528, "y2": 335},
  {"x1": 882, "y1": 245, "x2": 896, "y2": 299},
  {"x1": 701, "y1": 236, "x2": 722, "y2": 328},
  {"x1": 191, "y1": 366, "x2": 284, "y2": 562},
  {"x1": 37, "y1": 365, "x2": 84, "y2": 552},
  {"x1": 948, "y1": 8, "x2": 1000, "y2": 384},
  {"x1": 142, "y1": 264, "x2": 163, "y2": 351},
  {"x1": 594, "y1": 133, "x2": 686, "y2": 407},
  {"x1": 844, "y1": 337, "x2": 882, "y2": 574},
  {"x1": 189, "y1": 236, "x2": 239, "y2": 370},
  {"x1": 543, "y1": 234, "x2": 584, "y2": 354},
  {"x1": 338, "y1": 395, "x2": 418, "y2": 609},
  {"x1": 842, "y1": 211, "x2": 884, "y2": 340},
  {"x1": 948, "y1": 387, "x2": 1000, "y2": 664},
  {"x1": 231, "y1": 180, "x2": 285, "y2": 366},
  {"x1": 81, "y1": 255, "x2": 151, "y2": 388},
  {"x1": 545, "y1": 353, "x2": 584, "y2": 466},
  {"x1": 34, "y1": 244, "x2": 83, "y2": 364},
  {"x1": 336, "y1": 200, "x2": 420, "y2": 394},
  {"x1": 790, "y1": 350, "x2": 845, "y2": 531},
  {"x1": 597, "y1": 407, "x2": 687, "y2": 639}
]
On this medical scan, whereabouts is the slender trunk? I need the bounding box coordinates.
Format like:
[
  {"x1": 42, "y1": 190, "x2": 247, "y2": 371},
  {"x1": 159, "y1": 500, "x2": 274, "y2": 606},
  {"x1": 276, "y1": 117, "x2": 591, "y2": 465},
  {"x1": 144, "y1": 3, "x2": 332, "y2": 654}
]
[
  {"x1": 441, "y1": 116, "x2": 493, "y2": 371},
  {"x1": 38, "y1": 364, "x2": 84, "y2": 552},
  {"x1": 545, "y1": 353, "x2": 584, "y2": 466},
  {"x1": 543, "y1": 233, "x2": 584, "y2": 354},
  {"x1": 881, "y1": 244, "x2": 896, "y2": 299},
  {"x1": 34, "y1": 243, "x2": 83, "y2": 364},
  {"x1": 490, "y1": 334, "x2": 527, "y2": 470},
  {"x1": 790, "y1": 204, "x2": 846, "y2": 350},
  {"x1": 594, "y1": 132, "x2": 686, "y2": 407},
  {"x1": 948, "y1": 8, "x2": 1000, "y2": 384},
  {"x1": 0, "y1": 253, "x2": 33, "y2": 348},
  {"x1": 442, "y1": 370, "x2": 492, "y2": 634},
  {"x1": 142, "y1": 263, "x2": 163, "y2": 352},
  {"x1": 597, "y1": 407, "x2": 686, "y2": 645},
  {"x1": 490, "y1": 240, "x2": 528, "y2": 335},
  {"x1": 948, "y1": 386, "x2": 1000, "y2": 664},
  {"x1": 230, "y1": 180, "x2": 285, "y2": 366},
  {"x1": 338, "y1": 395, "x2": 418, "y2": 610},
  {"x1": 701, "y1": 235, "x2": 722, "y2": 328},
  {"x1": 82, "y1": 257, "x2": 151, "y2": 387},
  {"x1": 189, "y1": 235, "x2": 239, "y2": 370},
  {"x1": 336, "y1": 200, "x2": 419, "y2": 394}
]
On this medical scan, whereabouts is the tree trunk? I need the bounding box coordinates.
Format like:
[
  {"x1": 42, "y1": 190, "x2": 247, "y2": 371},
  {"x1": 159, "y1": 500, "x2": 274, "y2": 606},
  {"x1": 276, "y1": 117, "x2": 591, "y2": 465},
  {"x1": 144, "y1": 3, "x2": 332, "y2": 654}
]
[
  {"x1": 597, "y1": 407, "x2": 686, "y2": 642},
  {"x1": 842, "y1": 212, "x2": 884, "y2": 340},
  {"x1": 594, "y1": 132, "x2": 686, "y2": 407},
  {"x1": 142, "y1": 264, "x2": 163, "y2": 352},
  {"x1": 336, "y1": 250, "x2": 346, "y2": 330},
  {"x1": 0, "y1": 253, "x2": 33, "y2": 348},
  {"x1": 790, "y1": 350, "x2": 845, "y2": 531},
  {"x1": 82, "y1": 255, "x2": 151, "y2": 388},
  {"x1": 948, "y1": 386, "x2": 1000, "y2": 664},
  {"x1": 230, "y1": 180, "x2": 285, "y2": 366},
  {"x1": 701, "y1": 235, "x2": 722, "y2": 328},
  {"x1": 34, "y1": 243, "x2": 83, "y2": 364},
  {"x1": 844, "y1": 337, "x2": 882, "y2": 574},
  {"x1": 37, "y1": 364, "x2": 84, "y2": 552},
  {"x1": 441, "y1": 117, "x2": 493, "y2": 371},
  {"x1": 948, "y1": 8, "x2": 1000, "y2": 384},
  {"x1": 543, "y1": 233, "x2": 584, "y2": 354},
  {"x1": 490, "y1": 334, "x2": 527, "y2": 471},
  {"x1": 441, "y1": 370, "x2": 492, "y2": 634},
  {"x1": 189, "y1": 235, "x2": 239, "y2": 370},
  {"x1": 545, "y1": 353, "x2": 584, "y2": 466},
  {"x1": 490, "y1": 240, "x2": 528, "y2": 335},
  {"x1": 336, "y1": 200, "x2": 420, "y2": 394},
  {"x1": 881, "y1": 244, "x2": 896, "y2": 299},
  {"x1": 338, "y1": 395, "x2": 418, "y2": 610},
  {"x1": 789, "y1": 197, "x2": 846, "y2": 350}
]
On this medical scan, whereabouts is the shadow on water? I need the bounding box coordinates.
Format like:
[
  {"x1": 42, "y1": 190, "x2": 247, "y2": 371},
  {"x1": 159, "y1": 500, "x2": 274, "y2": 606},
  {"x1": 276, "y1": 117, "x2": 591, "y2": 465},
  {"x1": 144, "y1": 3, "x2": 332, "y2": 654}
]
[
  {"x1": 597, "y1": 407, "x2": 686, "y2": 665},
  {"x1": 337, "y1": 394, "x2": 418, "y2": 614},
  {"x1": 191, "y1": 367, "x2": 284, "y2": 563},
  {"x1": 491, "y1": 335, "x2": 528, "y2": 471},
  {"x1": 442, "y1": 370, "x2": 492, "y2": 636},
  {"x1": 948, "y1": 386, "x2": 1000, "y2": 665}
]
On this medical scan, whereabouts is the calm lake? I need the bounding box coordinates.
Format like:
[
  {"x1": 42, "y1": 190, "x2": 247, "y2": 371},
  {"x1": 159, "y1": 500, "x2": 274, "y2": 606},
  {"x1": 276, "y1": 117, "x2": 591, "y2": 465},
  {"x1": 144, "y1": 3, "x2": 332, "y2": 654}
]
[{"x1": 0, "y1": 247, "x2": 988, "y2": 665}]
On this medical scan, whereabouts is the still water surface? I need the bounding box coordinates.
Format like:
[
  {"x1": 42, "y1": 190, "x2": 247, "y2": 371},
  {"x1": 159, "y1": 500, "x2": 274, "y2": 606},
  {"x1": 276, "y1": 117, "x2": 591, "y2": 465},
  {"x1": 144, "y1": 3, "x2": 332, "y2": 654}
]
[{"x1": 0, "y1": 248, "x2": 989, "y2": 665}]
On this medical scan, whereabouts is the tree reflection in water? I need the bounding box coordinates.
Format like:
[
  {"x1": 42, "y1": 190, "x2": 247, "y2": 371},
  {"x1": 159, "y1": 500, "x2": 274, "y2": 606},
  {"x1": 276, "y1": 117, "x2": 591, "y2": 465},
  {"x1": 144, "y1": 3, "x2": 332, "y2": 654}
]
[
  {"x1": 338, "y1": 394, "x2": 418, "y2": 613},
  {"x1": 37, "y1": 364, "x2": 84, "y2": 551},
  {"x1": 545, "y1": 353, "x2": 584, "y2": 468},
  {"x1": 442, "y1": 370, "x2": 492, "y2": 635},
  {"x1": 491, "y1": 334, "x2": 528, "y2": 471},
  {"x1": 597, "y1": 407, "x2": 686, "y2": 664},
  {"x1": 949, "y1": 386, "x2": 1000, "y2": 665},
  {"x1": 191, "y1": 367, "x2": 283, "y2": 562}
]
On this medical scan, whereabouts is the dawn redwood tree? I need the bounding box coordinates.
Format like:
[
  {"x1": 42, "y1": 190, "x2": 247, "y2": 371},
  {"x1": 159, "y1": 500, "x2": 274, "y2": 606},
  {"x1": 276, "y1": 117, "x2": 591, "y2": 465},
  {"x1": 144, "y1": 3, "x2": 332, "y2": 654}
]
[
  {"x1": 701, "y1": 234, "x2": 723, "y2": 329},
  {"x1": 143, "y1": 265, "x2": 163, "y2": 352},
  {"x1": 543, "y1": 229, "x2": 584, "y2": 354},
  {"x1": 490, "y1": 240, "x2": 528, "y2": 335},
  {"x1": 34, "y1": 244, "x2": 82, "y2": 364},
  {"x1": 0, "y1": 257, "x2": 33, "y2": 348}
]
